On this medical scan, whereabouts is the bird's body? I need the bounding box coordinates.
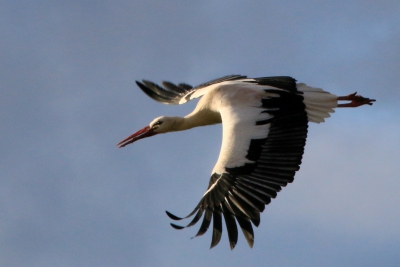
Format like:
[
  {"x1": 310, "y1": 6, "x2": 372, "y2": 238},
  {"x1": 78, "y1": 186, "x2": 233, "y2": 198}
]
[{"x1": 118, "y1": 75, "x2": 375, "y2": 249}]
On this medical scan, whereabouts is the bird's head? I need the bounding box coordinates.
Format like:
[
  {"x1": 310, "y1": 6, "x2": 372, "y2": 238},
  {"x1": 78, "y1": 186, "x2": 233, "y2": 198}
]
[{"x1": 117, "y1": 116, "x2": 179, "y2": 148}]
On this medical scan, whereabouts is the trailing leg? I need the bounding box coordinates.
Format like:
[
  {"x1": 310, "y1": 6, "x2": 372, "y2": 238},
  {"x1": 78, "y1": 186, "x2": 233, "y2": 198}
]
[{"x1": 337, "y1": 92, "x2": 376, "y2": 108}]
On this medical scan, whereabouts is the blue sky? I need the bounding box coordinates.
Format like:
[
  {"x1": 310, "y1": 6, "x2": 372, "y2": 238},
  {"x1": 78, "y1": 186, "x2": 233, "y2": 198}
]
[{"x1": 1, "y1": 1, "x2": 400, "y2": 266}]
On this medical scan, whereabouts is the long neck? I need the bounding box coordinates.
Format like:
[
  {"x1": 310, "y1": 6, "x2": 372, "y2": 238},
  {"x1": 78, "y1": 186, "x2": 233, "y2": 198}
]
[
  {"x1": 166, "y1": 116, "x2": 191, "y2": 132},
  {"x1": 164, "y1": 116, "x2": 202, "y2": 132},
  {"x1": 163, "y1": 111, "x2": 221, "y2": 133},
  {"x1": 181, "y1": 108, "x2": 222, "y2": 130}
]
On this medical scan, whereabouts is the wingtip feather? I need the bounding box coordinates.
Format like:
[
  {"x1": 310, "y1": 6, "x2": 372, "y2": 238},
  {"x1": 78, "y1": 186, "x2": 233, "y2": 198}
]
[
  {"x1": 165, "y1": 210, "x2": 184, "y2": 220},
  {"x1": 170, "y1": 223, "x2": 185, "y2": 230}
]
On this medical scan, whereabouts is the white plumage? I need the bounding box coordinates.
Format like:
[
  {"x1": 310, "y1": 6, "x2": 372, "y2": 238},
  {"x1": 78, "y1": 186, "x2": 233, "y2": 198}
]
[{"x1": 117, "y1": 75, "x2": 375, "y2": 249}]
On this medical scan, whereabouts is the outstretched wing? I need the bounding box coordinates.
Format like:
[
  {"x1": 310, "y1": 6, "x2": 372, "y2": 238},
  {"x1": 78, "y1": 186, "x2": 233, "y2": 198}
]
[
  {"x1": 135, "y1": 75, "x2": 247, "y2": 105},
  {"x1": 166, "y1": 77, "x2": 308, "y2": 249}
]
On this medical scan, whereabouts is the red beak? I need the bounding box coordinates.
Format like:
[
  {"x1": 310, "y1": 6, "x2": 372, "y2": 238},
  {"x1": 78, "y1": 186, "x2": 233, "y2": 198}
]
[{"x1": 117, "y1": 126, "x2": 157, "y2": 148}]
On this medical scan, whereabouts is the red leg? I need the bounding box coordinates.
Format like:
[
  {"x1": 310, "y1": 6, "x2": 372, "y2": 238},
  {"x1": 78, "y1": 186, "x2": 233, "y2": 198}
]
[{"x1": 337, "y1": 92, "x2": 376, "y2": 108}]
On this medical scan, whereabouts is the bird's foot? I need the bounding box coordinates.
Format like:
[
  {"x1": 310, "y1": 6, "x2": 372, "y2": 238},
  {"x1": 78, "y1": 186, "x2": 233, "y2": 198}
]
[{"x1": 337, "y1": 92, "x2": 376, "y2": 108}]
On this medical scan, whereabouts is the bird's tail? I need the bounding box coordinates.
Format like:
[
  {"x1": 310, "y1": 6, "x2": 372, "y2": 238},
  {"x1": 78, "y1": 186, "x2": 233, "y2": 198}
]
[{"x1": 298, "y1": 83, "x2": 338, "y2": 123}]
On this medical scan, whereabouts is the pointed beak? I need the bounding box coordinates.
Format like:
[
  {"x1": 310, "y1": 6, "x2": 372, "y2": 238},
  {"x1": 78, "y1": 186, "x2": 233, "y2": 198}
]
[{"x1": 117, "y1": 126, "x2": 157, "y2": 148}]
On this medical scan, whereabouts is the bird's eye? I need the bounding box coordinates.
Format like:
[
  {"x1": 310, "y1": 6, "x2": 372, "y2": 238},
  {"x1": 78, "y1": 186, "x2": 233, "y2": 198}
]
[{"x1": 153, "y1": 121, "x2": 163, "y2": 127}]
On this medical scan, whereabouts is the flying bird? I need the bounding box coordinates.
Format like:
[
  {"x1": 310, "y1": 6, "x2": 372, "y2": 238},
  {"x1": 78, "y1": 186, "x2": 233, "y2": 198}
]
[{"x1": 117, "y1": 75, "x2": 375, "y2": 249}]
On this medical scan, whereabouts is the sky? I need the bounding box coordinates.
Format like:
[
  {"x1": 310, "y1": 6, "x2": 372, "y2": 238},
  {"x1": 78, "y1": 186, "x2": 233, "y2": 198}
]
[{"x1": 1, "y1": 0, "x2": 400, "y2": 266}]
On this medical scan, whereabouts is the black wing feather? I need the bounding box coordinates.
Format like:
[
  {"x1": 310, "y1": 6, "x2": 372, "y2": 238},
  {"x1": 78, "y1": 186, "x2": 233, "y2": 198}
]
[
  {"x1": 248, "y1": 76, "x2": 297, "y2": 92},
  {"x1": 235, "y1": 216, "x2": 254, "y2": 248},
  {"x1": 222, "y1": 205, "x2": 238, "y2": 249},
  {"x1": 162, "y1": 81, "x2": 187, "y2": 93},
  {"x1": 194, "y1": 208, "x2": 213, "y2": 237},
  {"x1": 193, "y1": 74, "x2": 247, "y2": 90},
  {"x1": 135, "y1": 75, "x2": 246, "y2": 104},
  {"x1": 210, "y1": 209, "x2": 223, "y2": 248},
  {"x1": 136, "y1": 81, "x2": 173, "y2": 103}
]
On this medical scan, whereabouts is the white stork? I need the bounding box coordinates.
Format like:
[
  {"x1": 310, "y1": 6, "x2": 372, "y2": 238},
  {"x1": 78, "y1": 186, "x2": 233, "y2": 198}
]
[{"x1": 117, "y1": 75, "x2": 375, "y2": 249}]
